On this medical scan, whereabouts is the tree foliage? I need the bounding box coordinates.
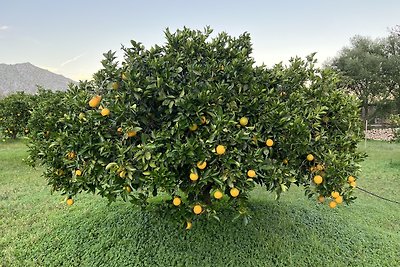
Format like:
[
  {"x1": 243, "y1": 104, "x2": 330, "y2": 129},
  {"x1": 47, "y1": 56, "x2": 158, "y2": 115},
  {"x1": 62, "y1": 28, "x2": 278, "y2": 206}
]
[
  {"x1": 27, "y1": 28, "x2": 364, "y2": 225},
  {"x1": 27, "y1": 88, "x2": 67, "y2": 161},
  {"x1": 329, "y1": 36, "x2": 388, "y2": 120},
  {"x1": 383, "y1": 26, "x2": 400, "y2": 113},
  {"x1": 330, "y1": 27, "x2": 400, "y2": 121},
  {"x1": 0, "y1": 91, "x2": 33, "y2": 139}
]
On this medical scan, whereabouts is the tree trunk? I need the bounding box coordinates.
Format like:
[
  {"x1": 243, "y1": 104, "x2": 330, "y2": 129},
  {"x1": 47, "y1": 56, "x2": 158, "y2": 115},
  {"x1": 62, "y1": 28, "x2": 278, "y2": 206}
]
[{"x1": 361, "y1": 98, "x2": 369, "y2": 122}]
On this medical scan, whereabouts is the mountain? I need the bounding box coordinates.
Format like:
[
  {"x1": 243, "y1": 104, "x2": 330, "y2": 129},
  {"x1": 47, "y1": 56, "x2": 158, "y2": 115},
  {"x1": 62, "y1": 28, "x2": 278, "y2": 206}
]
[{"x1": 0, "y1": 62, "x2": 75, "y2": 96}]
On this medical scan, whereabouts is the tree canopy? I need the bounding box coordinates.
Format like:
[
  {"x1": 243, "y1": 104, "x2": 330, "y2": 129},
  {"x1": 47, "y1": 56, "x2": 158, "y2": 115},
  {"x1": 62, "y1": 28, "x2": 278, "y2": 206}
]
[
  {"x1": 27, "y1": 28, "x2": 364, "y2": 226},
  {"x1": 329, "y1": 26, "x2": 400, "y2": 121}
]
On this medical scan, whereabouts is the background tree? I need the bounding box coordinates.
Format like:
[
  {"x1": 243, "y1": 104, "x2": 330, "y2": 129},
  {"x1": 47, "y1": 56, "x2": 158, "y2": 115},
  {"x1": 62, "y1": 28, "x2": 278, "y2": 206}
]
[
  {"x1": 329, "y1": 36, "x2": 389, "y2": 121},
  {"x1": 382, "y1": 25, "x2": 400, "y2": 114},
  {"x1": 0, "y1": 91, "x2": 33, "y2": 139},
  {"x1": 27, "y1": 88, "x2": 67, "y2": 162}
]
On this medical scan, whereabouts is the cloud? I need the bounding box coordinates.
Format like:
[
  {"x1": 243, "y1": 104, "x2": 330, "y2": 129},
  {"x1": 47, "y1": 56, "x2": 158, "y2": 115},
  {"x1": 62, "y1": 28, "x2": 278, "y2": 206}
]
[
  {"x1": 0, "y1": 25, "x2": 9, "y2": 31},
  {"x1": 60, "y1": 53, "x2": 85, "y2": 67}
]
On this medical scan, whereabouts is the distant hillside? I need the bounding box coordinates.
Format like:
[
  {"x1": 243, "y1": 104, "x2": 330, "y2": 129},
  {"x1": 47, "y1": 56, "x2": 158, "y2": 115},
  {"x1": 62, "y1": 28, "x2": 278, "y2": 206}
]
[{"x1": 0, "y1": 63, "x2": 75, "y2": 96}]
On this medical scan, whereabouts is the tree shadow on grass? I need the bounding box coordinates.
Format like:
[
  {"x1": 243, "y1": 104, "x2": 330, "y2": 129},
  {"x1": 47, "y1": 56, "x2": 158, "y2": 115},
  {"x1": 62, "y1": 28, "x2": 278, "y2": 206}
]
[{"x1": 10, "y1": 197, "x2": 398, "y2": 267}]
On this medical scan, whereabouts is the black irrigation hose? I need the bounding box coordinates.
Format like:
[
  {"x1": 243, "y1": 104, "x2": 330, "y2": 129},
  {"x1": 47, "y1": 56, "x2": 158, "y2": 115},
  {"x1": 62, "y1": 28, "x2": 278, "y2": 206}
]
[{"x1": 357, "y1": 186, "x2": 400, "y2": 205}]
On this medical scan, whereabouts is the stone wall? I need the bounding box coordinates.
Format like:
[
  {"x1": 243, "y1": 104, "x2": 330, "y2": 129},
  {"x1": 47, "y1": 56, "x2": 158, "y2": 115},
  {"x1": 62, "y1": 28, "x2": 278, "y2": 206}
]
[{"x1": 365, "y1": 128, "x2": 396, "y2": 141}]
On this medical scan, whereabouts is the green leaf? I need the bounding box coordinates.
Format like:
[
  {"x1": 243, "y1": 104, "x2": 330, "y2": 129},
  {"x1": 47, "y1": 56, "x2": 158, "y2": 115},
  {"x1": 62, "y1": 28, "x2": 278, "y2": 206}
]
[
  {"x1": 105, "y1": 162, "x2": 118, "y2": 171},
  {"x1": 145, "y1": 152, "x2": 151, "y2": 161}
]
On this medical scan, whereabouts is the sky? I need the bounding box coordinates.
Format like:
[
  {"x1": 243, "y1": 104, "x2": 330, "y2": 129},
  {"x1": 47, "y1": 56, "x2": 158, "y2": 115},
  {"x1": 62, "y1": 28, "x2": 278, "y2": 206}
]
[{"x1": 0, "y1": 0, "x2": 399, "y2": 81}]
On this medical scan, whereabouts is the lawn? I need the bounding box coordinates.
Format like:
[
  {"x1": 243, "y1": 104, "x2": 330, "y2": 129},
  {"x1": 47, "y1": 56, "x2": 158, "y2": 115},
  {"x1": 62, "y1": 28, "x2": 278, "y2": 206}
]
[{"x1": 1, "y1": 139, "x2": 399, "y2": 267}]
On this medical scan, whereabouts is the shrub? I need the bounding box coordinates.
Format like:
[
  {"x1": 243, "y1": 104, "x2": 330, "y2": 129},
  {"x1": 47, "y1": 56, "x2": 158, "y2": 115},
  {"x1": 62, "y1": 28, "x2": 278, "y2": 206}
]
[{"x1": 27, "y1": 27, "x2": 365, "y2": 225}]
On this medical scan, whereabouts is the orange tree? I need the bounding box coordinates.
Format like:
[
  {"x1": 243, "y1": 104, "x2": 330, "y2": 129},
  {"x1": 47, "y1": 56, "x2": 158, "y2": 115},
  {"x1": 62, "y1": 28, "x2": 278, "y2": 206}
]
[
  {"x1": 27, "y1": 27, "x2": 365, "y2": 226},
  {"x1": 27, "y1": 88, "x2": 67, "y2": 163},
  {"x1": 0, "y1": 91, "x2": 33, "y2": 139}
]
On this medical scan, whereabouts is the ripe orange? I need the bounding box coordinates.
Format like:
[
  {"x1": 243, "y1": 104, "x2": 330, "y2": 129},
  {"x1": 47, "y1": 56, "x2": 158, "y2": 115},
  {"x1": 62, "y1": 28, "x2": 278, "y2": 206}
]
[
  {"x1": 189, "y1": 172, "x2": 199, "y2": 181},
  {"x1": 318, "y1": 195, "x2": 325, "y2": 203},
  {"x1": 230, "y1": 188, "x2": 239, "y2": 197},
  {"x1": 66, "y1": 198, "x2": 74, "y2": 206},
  {"x1": 283, "y1": 159, "x2": 288, "y2": 165},
  {"x1": 193, "y1": 205, "x2": 202, "y2": 214},
  {"x1": 112, "y1": 82, "x2": 119, "y2": 90},
  {"x1": 216, "y1": 145, "x2": 226, "y2": 155},
  {"x1": 117, "y1": 127, "x2": 123, "y2": 133},
  {"x1": 125, "y1": 186, "x2": 132, "y2": 193},
  {"x1": 186, "y1": 221, "x2": 192, "y2": 230},
  {"x1": 75, "y1": 169, "x2": 82, "y2": 176},
  {"x1": 329, "y1": 201, "x2": 337, "y2": 208},
  {"x1": 173, "y1": 197, "x2": 181, "y2": 206},
  {"x1": 331, "y1": 191, "x2": 340, "y2": 198},
  {"x1": 197, "y1": 161, "x2": 207, "y2": 170},
  {"x1": 313, "y1": 175, "x2": 323, "y2": 185},
  {"x1": 306, "y1": 154, "x2": 314, "y2": 161},
  {"x1": 350, "y1": 181, "x2": 357, "y2": 188},
  {"x1": 189, "y1": 124, "x2": 198, "y2": 131},
  {"x1": 101, "y1": 108, "x2": 110, "y2": 116},
  {"x1": 316, "y1": 164, "x2": 324, "y2": 171},
  {"x1": 247, "y1": 170, "x2": 256, "y2": 178},
  {"x1": 213, "y1": 190, "x2": 223, "y2": 199},
  {"x1": 239, "y1": 117, "x2": 248, "y2": 126},
  {"x1": 89, "y1": 95, "x2": 102, "y2": 108},
  {"x1": 334, "y1": 196, "x2": 343, "y2": 204},
  {"x1": 266, "y1": 139, "x2": 274, "y2": 147},
  {"x1": 127, "y1": 130, "x2": 137, "y2": 137},
  {"x1": 348, "y1": 176, "x2": 355, "y2": 183}
]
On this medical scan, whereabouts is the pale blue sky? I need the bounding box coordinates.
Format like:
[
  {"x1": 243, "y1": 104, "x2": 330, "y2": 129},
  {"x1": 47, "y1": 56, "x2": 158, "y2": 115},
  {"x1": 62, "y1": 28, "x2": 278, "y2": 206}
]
[{"x1": 0, "y1": 0, "x2": 399, "y2": 80}]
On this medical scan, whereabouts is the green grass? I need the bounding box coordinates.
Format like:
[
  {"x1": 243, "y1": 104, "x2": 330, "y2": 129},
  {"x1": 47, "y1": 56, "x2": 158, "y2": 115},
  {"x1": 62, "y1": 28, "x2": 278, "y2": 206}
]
[{"x1": 1, "y1": 140, "x2": 399, "y2": 267}]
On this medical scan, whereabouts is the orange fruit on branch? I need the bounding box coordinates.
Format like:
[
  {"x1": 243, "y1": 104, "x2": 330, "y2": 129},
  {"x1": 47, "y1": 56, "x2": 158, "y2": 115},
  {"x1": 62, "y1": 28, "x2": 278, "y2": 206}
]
[
  {"x1": 247, "y1": 170, "x2": 256, "y2": 178},
  {"x1": 216, "y1": 145, "x2": 226, "y2": 155},
  {"x1": 197, "y1": 161, "x2": 207, "y2": 170},
  {"x1": 329, "y1": 201, "x2": 337, "y2": 208},
  {"x1": 313, "y1": 175, "x2": 323, "y2": 185},
  {"x1": 88, "y1": 95, "x2": 102, "y2": 108},
  {"x1": 239, "y1": 117, "x2": 248, "y2": 126},
  {"x1": 331, "y1": 191, "x2": 340, "y2": 198},
  {"x1": 173, "y1": 197, "x2": 182, "y2": 206},
  {"x1": 213, "y1": 190, "x2": 223, "y2": 199},
  {"x1": 266, "y1": 139, "x2": 274, "y2": 147},
  {"x1": 66, "y1": 198, "x2": 74, "y2": 206},
  {"x1": 101, "y1": 108, "x2": 110, "y2": 116},
  {"x1": 189, "y1": 172, "x2": 199, "y2": 181},
  {"x1": 230, "y1": 188, "x2": 239, "y2": 197},
  {"x1": 193, "y1": 205, "x2": 202, "y2": 214}
]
